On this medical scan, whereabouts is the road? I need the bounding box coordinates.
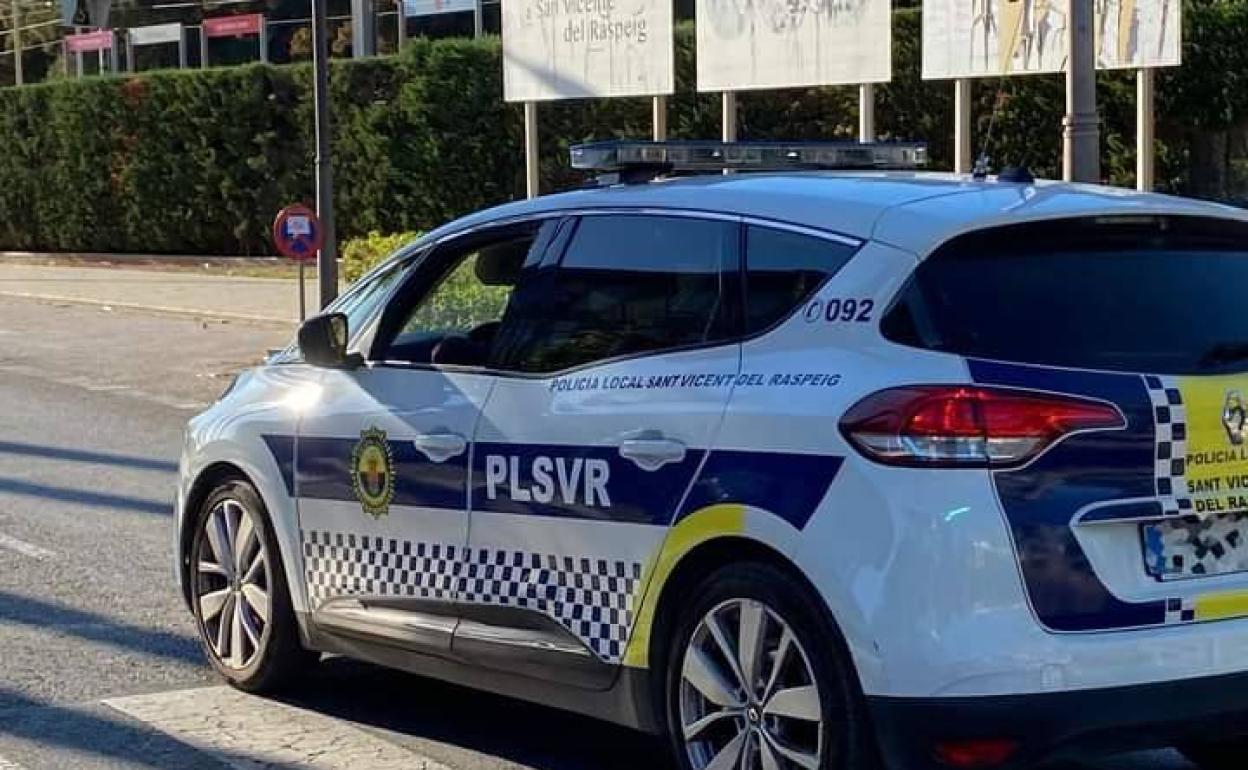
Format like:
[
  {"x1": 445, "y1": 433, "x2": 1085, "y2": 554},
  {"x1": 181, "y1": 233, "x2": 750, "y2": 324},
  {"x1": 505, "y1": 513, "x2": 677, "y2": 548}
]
[{"x1": 0, "y1": 292, "x2": 1196, "y2": 770}]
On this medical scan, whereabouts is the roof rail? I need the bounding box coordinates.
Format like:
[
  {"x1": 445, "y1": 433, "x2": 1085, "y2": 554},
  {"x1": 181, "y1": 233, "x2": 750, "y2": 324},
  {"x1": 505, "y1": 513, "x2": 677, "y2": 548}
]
[{"x1": 570, "y1": 140, "x2": 928, "y2": 181}]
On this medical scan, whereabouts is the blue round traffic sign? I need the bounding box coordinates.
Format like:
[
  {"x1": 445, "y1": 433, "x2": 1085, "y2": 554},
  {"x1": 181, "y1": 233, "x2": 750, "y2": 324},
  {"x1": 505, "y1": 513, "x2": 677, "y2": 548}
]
[{"x1": 272, "y1": 203, "x2": 323, "y2": 261}]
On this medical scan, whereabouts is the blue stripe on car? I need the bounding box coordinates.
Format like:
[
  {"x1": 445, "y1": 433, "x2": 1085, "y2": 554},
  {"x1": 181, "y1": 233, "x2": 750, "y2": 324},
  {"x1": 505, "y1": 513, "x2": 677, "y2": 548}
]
[{"x1": 969, "y1": 359, "x2": 1167, "y2": 631}]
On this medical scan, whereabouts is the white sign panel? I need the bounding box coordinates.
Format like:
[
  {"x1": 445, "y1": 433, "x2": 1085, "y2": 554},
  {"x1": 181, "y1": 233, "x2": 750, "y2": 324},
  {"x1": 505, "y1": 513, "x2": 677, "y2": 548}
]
[
  {"x1": 696, "y1": 0, "x2": 892, "y2": 93},
  {"x1": 405, "y1": 0, "x2": 475, "y2": 17},
  {"x1": 923, "y1": 0, "x2": 1181, "y2": 79},
  {"x1": 130, "y1": 22, "x2": 182, "y2": 46},
  {"x1": 502, "y1": 0, "x2": 674, "y2": 102}
]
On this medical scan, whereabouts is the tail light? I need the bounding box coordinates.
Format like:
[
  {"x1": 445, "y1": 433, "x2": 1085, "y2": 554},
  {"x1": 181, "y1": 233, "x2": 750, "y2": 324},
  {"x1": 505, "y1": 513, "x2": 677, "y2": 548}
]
[{"x1": 839, "y1": 385, "x2": 1125, "y2": 468}]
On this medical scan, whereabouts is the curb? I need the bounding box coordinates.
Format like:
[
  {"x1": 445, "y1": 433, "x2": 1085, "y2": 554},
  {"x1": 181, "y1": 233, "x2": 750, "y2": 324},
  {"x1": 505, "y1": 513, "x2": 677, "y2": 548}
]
[
  {"x1": 0, "y1": 251, "x2": 288, "y2": 267},
  {"x1": 0, "y1": 290, "x2": 297, "y2": 328}
]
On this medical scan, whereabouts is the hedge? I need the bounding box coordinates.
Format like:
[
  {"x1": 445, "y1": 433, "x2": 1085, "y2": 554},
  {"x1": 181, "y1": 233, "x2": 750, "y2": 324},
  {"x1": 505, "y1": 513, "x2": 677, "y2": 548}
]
[{"x1": 1, "y1": 3, "x2": 1245, "y2": 255}]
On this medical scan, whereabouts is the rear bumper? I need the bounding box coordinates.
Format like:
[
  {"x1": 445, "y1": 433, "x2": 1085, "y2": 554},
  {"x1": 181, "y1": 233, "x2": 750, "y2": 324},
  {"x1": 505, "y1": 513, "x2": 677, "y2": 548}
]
[{"x1": 868, "y1": 669, "x2": 1248, "y2": 769}]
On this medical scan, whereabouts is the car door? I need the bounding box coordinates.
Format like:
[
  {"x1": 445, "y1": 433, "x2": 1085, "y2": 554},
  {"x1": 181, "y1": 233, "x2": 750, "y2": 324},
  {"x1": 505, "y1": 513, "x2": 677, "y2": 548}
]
[
  {"x1": 295, "y1": 219, "x2": 556, "y2": 653},
  {"x1": 457, "y1": 212, "x2": 743, "y2": 678}
]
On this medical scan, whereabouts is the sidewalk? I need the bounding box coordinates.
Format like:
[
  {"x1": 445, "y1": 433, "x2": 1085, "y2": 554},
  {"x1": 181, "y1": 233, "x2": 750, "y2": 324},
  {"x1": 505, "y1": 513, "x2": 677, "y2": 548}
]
[{"x1": 0, "y1": 263, "x2": 318, "y2": 325}]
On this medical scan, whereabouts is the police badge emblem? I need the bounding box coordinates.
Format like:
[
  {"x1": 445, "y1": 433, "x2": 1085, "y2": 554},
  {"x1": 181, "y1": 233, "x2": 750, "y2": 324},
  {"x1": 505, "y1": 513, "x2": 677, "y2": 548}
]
[
  {"x1": 1225, "y1": 390, "x2": 1246, "y2": 446},
  {"x1": 350, "y1": 427, "x2": 395, "y2": 518}
]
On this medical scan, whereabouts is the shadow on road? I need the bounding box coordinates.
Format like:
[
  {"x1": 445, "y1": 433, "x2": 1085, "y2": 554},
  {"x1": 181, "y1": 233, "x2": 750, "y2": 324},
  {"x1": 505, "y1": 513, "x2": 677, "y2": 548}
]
[
  {"x1": 0, "y1": 590, "x2": 200, "y2": 667},
  {"x1": 0, "y1": 686, "x2": 307, "y2": 770},
  {"x1": 0, "y1": 477, "x2": 171, "y2": 516},
  {"x1": 0, "y1": 440, "x2": 178, "y2": 473},
  {"x1": 279, "y1": 656, "x2": 676, "y2": 770}
]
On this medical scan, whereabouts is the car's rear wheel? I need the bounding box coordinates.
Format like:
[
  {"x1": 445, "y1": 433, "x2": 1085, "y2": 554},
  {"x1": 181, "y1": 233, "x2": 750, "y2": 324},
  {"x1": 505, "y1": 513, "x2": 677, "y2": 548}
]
[
  {"x1": 664, "y1": 562, "x2": 876, "y2": 770},
  {"x1": 190, "y1": 478, "x2": 315, "y2": 692},
  {"x1": 1180, "y1": 738, "x2": 1248, "y2": 770}
]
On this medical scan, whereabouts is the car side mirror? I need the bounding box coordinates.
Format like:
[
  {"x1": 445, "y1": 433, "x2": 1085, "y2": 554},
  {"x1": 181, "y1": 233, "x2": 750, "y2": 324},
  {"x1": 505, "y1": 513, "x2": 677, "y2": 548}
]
[{"x1": 298, "y1": 313, "x2": 353, "y2": 368}]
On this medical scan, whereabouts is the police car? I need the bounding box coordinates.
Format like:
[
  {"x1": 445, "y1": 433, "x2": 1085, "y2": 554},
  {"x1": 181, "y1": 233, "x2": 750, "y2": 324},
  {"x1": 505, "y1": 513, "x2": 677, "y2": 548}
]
[{"x1": 176, "y1": 141, "x2": 1248, "y2": 770}]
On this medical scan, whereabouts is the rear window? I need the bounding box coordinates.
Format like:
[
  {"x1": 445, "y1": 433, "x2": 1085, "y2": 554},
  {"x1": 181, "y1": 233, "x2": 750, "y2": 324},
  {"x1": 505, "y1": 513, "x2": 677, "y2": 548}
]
[{"x1": 881, "y1": 216, "x2": 1248, "y2": 375}]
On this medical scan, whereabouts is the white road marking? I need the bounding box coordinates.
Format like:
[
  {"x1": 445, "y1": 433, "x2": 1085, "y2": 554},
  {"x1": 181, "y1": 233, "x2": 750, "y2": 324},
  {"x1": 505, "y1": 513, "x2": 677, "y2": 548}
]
[
  {"x1": 0, "y1": 754, "x2": 29, "y2": 769},
  {"x1": 105, "y1": 686, "x2": 449, "y2": 770},
  {"x1": 0, "y1": 532, "x2": 55, "y2": 560}
]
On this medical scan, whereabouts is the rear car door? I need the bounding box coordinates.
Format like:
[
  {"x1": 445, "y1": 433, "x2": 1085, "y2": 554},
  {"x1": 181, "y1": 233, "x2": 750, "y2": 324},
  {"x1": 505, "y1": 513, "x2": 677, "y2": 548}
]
[
  {"x1": 294, "y1": 220, "x2": 554, "y2": 651},
  {"x1": 457, "y1": 212, "x2": 743, "y2": 679},
  {"x1": 880, "y1": 214, "x2": 1248, "y2": 633}
]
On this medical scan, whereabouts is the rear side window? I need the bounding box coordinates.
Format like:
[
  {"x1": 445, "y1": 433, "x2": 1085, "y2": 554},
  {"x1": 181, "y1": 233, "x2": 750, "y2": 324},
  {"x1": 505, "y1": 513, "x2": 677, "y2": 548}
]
[
  {"x1": 881, "y1": 216, "x2": 1248, "y2": 375},
  {"x1": 492, "y1": 215, "x2": 736, "y2": 374},
  {"x1": 746, "y1": 226, "x2": 857, "y2": 333}
]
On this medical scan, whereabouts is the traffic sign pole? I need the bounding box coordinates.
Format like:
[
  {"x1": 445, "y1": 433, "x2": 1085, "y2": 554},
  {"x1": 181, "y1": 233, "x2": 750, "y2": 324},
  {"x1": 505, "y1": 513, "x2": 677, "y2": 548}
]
[{"x1": 298, "y1": 260, "x2": 306, "y2": 320}]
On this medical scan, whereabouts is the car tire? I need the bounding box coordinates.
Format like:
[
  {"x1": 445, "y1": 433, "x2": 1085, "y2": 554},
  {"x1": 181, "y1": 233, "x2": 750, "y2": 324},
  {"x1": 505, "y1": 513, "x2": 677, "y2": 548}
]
[
  {"x1": 189, "y1": 477, "x2": 316, "y2": 693},
  {"x1": 663, "y1": 561, "x2": 878, "y2": 770},
  {"x1": 1179, "y1": 738, "x2": 1248, "y2": 770}
]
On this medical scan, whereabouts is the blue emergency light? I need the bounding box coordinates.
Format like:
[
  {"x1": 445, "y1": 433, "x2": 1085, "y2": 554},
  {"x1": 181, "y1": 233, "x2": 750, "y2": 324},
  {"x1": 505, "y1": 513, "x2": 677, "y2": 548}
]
[{"x1": 570, "y1": 140, "x2": 928, "y2": 175}]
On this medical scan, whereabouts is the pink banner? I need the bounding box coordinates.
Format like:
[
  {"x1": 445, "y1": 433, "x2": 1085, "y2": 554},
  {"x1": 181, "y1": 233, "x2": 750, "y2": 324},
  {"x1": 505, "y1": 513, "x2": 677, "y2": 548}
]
[
  {"x1": 203, "y1": 14, "x2": 263, "y2": 38},
  {"x1": 65, "y1": 30, "x2": 114, "y2": 54}
]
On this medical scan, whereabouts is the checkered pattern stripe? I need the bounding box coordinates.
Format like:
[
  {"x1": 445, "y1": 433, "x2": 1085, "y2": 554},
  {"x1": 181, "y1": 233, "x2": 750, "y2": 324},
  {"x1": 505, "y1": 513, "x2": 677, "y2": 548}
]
[
  {"x1": 301, "y1": 531, "x2": 643, "y2": 663},
  {"x1": 460, "y1": 548, "x2": 642, "y2": 662},
  {"x1": 1146, "y1": 375, "x2": 1192, "y2": 517},
  {"x1": 1148, "y1": 511, "x2": 1248, "y2": 581},
  {"x1": 1165, "y1": 597, "x2": 1198, "y2": 624},
  {"x1": 302, "y1": 531, "x2": 458, "y2": 605}
]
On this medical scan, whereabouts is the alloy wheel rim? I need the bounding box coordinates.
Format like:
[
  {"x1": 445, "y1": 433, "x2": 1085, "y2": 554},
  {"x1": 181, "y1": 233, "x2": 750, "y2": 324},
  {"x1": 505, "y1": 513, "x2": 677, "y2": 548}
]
[
  {"x1": 194, "y1": 498, "x2": 272, "y2": 670},
  {"x1": 679, "y1": 598, "x2": 824, "y2": 770}
]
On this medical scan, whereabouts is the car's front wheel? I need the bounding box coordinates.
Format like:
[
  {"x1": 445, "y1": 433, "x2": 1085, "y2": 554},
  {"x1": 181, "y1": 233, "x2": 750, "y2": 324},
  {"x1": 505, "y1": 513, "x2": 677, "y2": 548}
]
[
  {"x1": 190, "y1": 478, "x2": 315, "y2": 692},
  {"x1": 664, "y1": 562, "x2": 876, "y2": 770}
]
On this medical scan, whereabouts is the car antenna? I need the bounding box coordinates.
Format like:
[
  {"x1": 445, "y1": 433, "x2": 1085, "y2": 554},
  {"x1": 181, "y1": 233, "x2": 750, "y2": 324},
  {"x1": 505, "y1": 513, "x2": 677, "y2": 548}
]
[{"x1": 971, "y1": 18, "x2": 1030, "y2": 182}]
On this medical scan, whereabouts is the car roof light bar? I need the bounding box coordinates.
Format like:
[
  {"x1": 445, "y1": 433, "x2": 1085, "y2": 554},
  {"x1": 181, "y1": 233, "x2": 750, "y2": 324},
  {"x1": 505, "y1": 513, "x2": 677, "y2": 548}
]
[{"x1": 570, "y1": 140, "x2": 928, "y2": 174}]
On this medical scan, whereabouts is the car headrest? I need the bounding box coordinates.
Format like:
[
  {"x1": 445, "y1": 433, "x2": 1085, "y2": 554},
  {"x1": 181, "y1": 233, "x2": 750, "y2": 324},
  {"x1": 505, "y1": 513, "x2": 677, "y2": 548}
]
[{"x1": 475, "y1": 238, "x2": 530, "y2": 286}]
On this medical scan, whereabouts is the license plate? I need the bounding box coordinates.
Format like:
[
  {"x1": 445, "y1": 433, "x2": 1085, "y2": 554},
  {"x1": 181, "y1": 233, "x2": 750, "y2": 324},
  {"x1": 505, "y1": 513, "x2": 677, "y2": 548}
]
[{"x1": 1143, "y1": 511, "x2": 1248, "y2": 580}]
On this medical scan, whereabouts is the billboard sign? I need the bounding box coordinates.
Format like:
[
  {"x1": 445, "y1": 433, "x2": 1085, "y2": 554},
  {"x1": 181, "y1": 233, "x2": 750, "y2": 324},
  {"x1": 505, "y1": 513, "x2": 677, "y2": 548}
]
[
  {"x1": 923, "y1": 0, "x2": 1181, "y2": 79},
  {"x1": 65, "y1": 29, "x2": 114, "y2": 53},
  {"x1": 696, "y1": 0, "x2": 892, "y2": 92},
  {"x1": 130, "y1": 23, "x2": 183, "y2": 46},
  {"x1": 501, "y1": 0, "x2": 674, "y2": 102},
  {"x1": 203, "y1": 13, "x2": 264, "y2": 38}
]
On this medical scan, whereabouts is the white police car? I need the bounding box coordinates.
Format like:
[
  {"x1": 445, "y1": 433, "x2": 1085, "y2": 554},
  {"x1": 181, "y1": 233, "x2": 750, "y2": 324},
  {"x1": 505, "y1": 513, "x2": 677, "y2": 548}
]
[{"x1": 176, "y1": 141, "x2": 1248, "y2": 770}]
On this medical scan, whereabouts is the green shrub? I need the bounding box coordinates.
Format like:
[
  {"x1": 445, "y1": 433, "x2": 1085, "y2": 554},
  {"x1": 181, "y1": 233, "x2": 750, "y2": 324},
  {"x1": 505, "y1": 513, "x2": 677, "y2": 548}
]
[
  {"x1": 341, "y1": 230, "x2": 419, "y2": 282},
  {"x1": 0, "y1": 2, "x2": 1246, "y2": 255}
]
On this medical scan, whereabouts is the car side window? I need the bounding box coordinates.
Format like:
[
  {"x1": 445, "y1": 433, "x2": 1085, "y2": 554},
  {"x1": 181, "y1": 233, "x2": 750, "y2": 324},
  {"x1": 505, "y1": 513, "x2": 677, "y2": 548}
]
[
  {"x1": 745, "y1": 225, "x2": 858, "y2": 334},
  {"x1": 373, "y1": 222, "x2": 553, "y2": 367},
  {"x1": 490, "y1": 214, "x2": 738, "y2": 374}
]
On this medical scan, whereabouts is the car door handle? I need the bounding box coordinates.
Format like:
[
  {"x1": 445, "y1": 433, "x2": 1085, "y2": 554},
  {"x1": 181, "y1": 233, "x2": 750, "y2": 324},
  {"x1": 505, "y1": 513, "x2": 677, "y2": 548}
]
[
  {"x1": 412, "y1": 433, "x2": 467, "y2": 463},
  {"x1": 619, "y1": 439, "x2": 687, "y2": 472}
]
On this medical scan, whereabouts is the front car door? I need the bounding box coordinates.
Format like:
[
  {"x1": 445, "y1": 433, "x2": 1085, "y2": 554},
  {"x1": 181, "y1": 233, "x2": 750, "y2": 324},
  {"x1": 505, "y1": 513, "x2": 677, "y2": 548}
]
[
  {"x1": 458, "y1": 212, "x2": 743, "y2": 679},
  {"x1": 294, "y1": 220, "x2": 556, "y2": 652}
]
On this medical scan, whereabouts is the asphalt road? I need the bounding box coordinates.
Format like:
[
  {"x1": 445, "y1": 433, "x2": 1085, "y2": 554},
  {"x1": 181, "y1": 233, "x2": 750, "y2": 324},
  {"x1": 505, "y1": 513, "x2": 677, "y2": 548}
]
[{"x1": 0, "y1": 295, "x2": 1198, "y2": 770}]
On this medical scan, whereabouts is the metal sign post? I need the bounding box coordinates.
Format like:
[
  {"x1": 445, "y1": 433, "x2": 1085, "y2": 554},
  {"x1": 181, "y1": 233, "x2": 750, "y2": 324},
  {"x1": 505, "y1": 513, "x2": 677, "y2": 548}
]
[
  {"x1": 311, "y1": 0, "x2": 338, "y2": 307},
  {"x1": 954, "y1": 78, "x2": 972, "y2": 173},
  {"x1": 858, "y1": 83, "x2": 875, "y2": 142},
  {"x1": 1137, "y1": 68, "x2": 1155, "y2": 191},
  {"x1": 1063, "y1": 0, "x2": 1100, "y2": 182},
  {"x1": 653, "y1": 95, "x2": 667, "y2": 141},
  {"x1": 722, "y1": 91, "x2": 737, "y2": 142},
  {"x1": 524, "y1": 101, "x2": 539, "y2": 198}
]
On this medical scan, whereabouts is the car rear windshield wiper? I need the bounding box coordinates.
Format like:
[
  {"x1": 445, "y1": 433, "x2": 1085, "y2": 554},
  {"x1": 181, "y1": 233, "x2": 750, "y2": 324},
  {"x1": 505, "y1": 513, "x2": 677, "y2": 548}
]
[{"x1": 1198, "y1": 342, "x2": 1248, "y2": 370}]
